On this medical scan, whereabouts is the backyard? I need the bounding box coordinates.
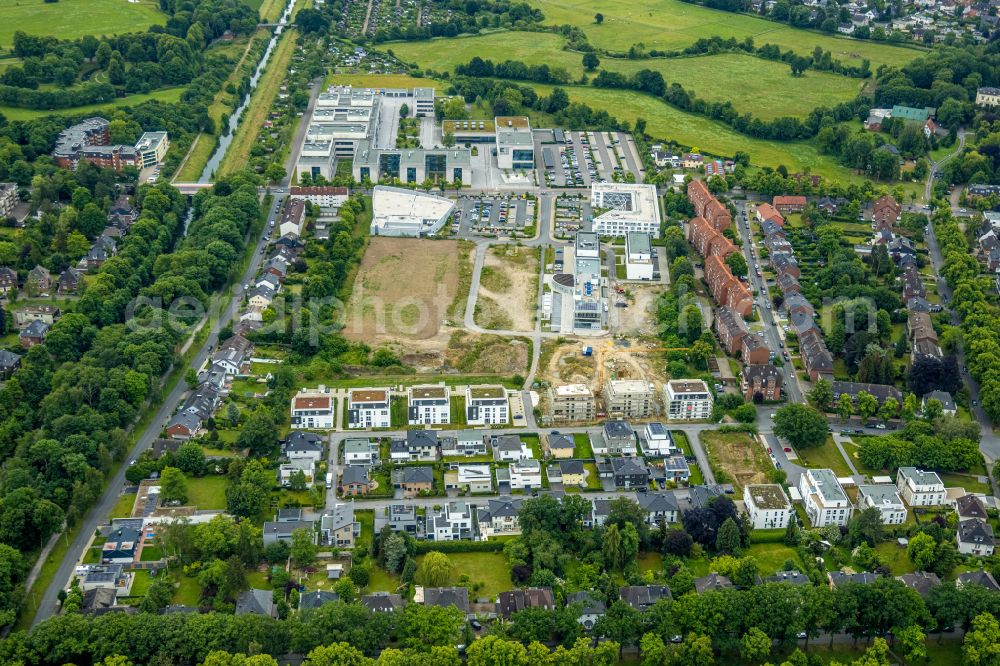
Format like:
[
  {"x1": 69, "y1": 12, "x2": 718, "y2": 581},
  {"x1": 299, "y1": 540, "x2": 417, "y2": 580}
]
[
  {"x1": 184, "y1": 475, "x2": 229, "y2": 510},
  {"x1": 415, "y1": 551, "x2": 511, "y2": 600}
]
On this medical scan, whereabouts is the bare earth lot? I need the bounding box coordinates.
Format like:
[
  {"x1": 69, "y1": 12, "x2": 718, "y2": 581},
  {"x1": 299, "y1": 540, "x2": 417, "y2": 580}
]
[
  {"x1": 701, "y1": 430, "x2": 772, "y2": 492},
  {"x1": 344, "y1": 237, "x2": 460, "y2": 342},
  {"x1": 474, "y1": 245, "x2": 539, "y2": 332}
]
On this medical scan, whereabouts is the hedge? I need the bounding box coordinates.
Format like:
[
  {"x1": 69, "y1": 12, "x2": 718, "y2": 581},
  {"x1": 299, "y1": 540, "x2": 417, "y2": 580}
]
[{"x1": 413, "y1": 539, "x2": 507, "y2": 554}]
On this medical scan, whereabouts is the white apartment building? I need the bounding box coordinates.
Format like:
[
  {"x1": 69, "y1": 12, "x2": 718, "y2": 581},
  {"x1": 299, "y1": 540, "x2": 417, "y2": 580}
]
[
  {"x1": 590, "y1": 183, "x2": 661, "y2": 238},
  {"x1": 548, "y1": 383, "x2": 597, "y2": 422},
  {"x1": 602, "y1": 379, "x2": 656, "y2": 418},
  {"x1": 508, "y1": 459, "x2": 542, "y2": 490},
  {"x1": 407, "y1": 384, "x2": 451, "y2": 425},
  {"x1": 857, "y1": 484, "x2": 907, "y2": 525},
  {"x1": 455, "y1": 464, "x2": 493, "y2": 493},
  {"x1": 427, "y1": 501, "x2": 474, "y2": 542},
  {"x1": 743, "y1": 484, "x2": 792, "y2": 530},
  {"x1": 290, "y1": 386, "x2": 335, "y2": 429},
  {"x1": 347, "y1": 388, "x2": 391, "y2": 429},
  {"x1": 896, "y1": 467, "x2": 946, "y2": 506},
  {"x1": 465, "y1": 385, "x2": 509, "y2": 425},
  {"x1": 664, "y1": 380, "x2": 713, "y2": 421},
  {"x1": 641, "y1": 422, "x2": 677, "y2": 456},
  {"x1": 799, "y1": 468, "x2": 853, "y2": 527}
]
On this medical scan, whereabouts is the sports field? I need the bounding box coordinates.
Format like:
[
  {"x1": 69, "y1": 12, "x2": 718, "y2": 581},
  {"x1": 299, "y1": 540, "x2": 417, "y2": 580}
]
[
  {"x1": 0, "y1": 0, "x2": 166, "y2": 47},
  {"x1": 528, "y1": 82, "x2": 859, "y2": 179},
  {"x1": 0, "y1": 86, "x2": 185, "y2": 122},
  {"x1": 528, "y1": 0, "x2": 920, "y2": 67},
  {"x1": 392, "y1": 34, "x2": 863, "y2": 119}
]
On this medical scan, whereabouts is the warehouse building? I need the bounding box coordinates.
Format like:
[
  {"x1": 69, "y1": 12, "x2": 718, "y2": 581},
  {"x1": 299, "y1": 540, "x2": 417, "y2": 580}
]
[{"x1": 369, "y1": 186, "x2": 454, "y2": 237}]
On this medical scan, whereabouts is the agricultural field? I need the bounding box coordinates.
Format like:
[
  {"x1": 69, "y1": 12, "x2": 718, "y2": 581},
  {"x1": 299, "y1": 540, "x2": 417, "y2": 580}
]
[
  {"x1": 345, "y1": 237, "x2": 464, "y2": 342},
  {"x1": 393, "y1": 34, "x2": 863, "y2": 119},
  {"x1": 0, "y1": 0, "x2": 166, "y2": 47},
  {"x1": 474, "y1": 244, "x2": 539, "y2": 332},
  {"x1": 527, "y1": 0, "x2": 921, "y2": 67},
  {"x1": 0, "y1": 86, "x2": 185, "y2": 122},
  {"x1": 528, "y1": 82, "x2": 859, "y2": 179},
  {"x1": 701, "y1": 430, "x2": 773, "y2": 492}
]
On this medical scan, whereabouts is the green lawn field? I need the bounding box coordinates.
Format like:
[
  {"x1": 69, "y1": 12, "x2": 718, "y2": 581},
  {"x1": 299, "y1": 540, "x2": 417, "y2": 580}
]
[
  {"x1": 528, "y1": 0, "x2": 921, "y2": 67},
  {"x1": 528, "y1": 82, "x2": 859, "y2": 179},
  {"x1": 184, "y1": 475, "x2": 229, "y2": 510},
  {"x1": 0, "y1": 86, "x2": 185, "y2": 122},
  {"x1": 391, "y1": 34, "x2": 863, "y2": 119},
  {"x1": 0, "y1": 0, "x2": 166, "y2": 47}
]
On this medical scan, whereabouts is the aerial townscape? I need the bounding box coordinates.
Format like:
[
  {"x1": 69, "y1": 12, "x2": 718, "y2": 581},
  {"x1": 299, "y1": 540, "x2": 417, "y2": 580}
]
[{"x1": 4, "y1": 0, "x2": 1000, "y2": 665}]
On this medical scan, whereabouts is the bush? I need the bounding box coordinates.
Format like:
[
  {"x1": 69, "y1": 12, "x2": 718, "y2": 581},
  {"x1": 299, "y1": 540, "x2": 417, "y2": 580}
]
[{"x1": 412, "y1": 540, "x2": 506, "y2": 554}]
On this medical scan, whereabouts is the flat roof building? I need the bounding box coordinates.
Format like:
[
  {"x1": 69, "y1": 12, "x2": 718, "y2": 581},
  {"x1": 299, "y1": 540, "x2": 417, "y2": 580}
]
[
  {"x1": 134, "y1": 132, "x2": 169, "y2": 168},
  {"x1": 369, "y1": 186, "x2": 454, "y2": 237},
  {"x1": 603, "y1": 380, "x2": 656, "y2": 419},
  {"x1": 799, "y1": 468, "x2": 853, "y2": 527},
  {"x1": 743, "y1": 484, "x2": 792, "y2": 529},
  {"x1": 548, "y1": 383, "x2": 597, "y2": 422},
  {"x1": 590, "y1": 183, "x2": 661, "y2": 238},
  {"x1": 495, "y1": 116, "x2": 534, "y2": 170},
  {"x1": 625, "y1": 232, "x2": 654, "y2": 280},
  {"x1": 664, "y1": 380, "x2": 712, "y2": 421}
]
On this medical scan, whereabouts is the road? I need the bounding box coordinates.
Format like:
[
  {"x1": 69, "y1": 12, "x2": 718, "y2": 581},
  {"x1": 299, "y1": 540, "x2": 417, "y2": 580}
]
[{"x1": 31, "y1": 73, "x2": 324, "y2": 626}]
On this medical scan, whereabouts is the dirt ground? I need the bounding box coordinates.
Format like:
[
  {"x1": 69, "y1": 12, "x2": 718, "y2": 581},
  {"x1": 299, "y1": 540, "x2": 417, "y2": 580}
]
[
  {"x1": 474, "y1": 244, "x2": 538, "y2": 332},
  {"x1": 700, "y1": 431, "x2": 771, "y2": 492},
  {"x1": 367, "y1": 330, "x2": 530, "y2": 375},
  {"x1": 539, "y1": 339, "x2": 598, "y2": 386},
  {"x1": 344, "y1": 237, "x2": 460, "y2": 342},
  {"x1": 612, "y1": 285, "x2": 660, "y2": 336}
]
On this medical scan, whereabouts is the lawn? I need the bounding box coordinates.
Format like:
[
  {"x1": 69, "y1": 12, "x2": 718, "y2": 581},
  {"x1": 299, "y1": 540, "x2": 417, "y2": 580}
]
[
  {"x1": 140, "y1": 545, "x2": 163, "y2": 562},
  {"x1": 873, "y1": 541, "x2": 916, "y2": 575},
  {"x1": 0, "y1": 86, "x2": 185, "y2": 122},
  {"x1": 368, "y1": 566, "x2": 401, "y2": 593},
  {"x1": 573, "y1": 433, "x2": 594, "y2": 459},
  {"x1": 527, "y1": 82, "x2": 860, "y2": 178},
  {"x1": 939, "y1": 472, "x2": 993, "y2": 495},
  {"x1": 110, "y1": 492, "x2": 137, "y2": 519},
  {"x1": 393, "y1": 35, "x2": 862, "y2": 119},
  {"x1": 581, "y1": 462, "x2": 602, "y2": 490},
  {"x1": 794, "y1": 437, "x2": 854, "y2": 478},
  {"x1": 185, "y1": 475, "x2": 229, "y2": 510},
  {"x1": 527, "y1": 0, "x2": 921, "y2": 67},
  {"x1": 247, "y1": 569, "x2": 274, "y2": 590},
  {"x1": 415, "y1": 551, "x2": 511, "y2": 600},
  {"x1": 171, "y1": 574, "x2": 202, "y2": 606},
  {"x1": 744, "y1": 543, "x2": 802, "y2": 576},
  {"x1": 127, "y1": 569, "x2": 155, "y2": 600},
  {"x1": 0, "y1": 0, "x2": 165, "y2": 46},
  {"x1": 522, "y1": 434, "x2": 543, "y2": 459},
  {"x1": 637, "y1": 551, "x2": 663, "y2": 574},
  {"x1": 218, "y1": 26, "x2": 298, "y2": 177},
  {"x1": 174, "y1": 133, "x2": 218, "y2": 182}
]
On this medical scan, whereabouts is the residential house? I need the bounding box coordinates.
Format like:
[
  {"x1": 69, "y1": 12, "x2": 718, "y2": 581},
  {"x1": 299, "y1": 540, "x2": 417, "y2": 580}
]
[
  {"x1": 290, "y1": 386, "x2": 335, "y2": 429},
  {"x1": 477, "y1": 496, "x2": 523, "y2": 538},
  {"x1": 740, "y1": 364, "x2": 783, "y2": 401},
  {"x1": 957, "y1": 519, "x2": 995, "y2": 556},
  {"x1": 441, "y1": 430, "x2": 488, "y2": 457},
  {"x1": 956, "y1": 571, "x2": 1000, "y2": 593},
  {"x1": 606, "y1": 457, "x2": 650, "y2": 489},
  {"x1": 236, "y1": 589, "x2": 276, "y2": 618},
  {"x1": 620, "y1": 585, "x2": 671, "y2": 611},
  {"x1": 407, "y1": 384, "x2": 451, "y2": 425},
  {"x1": 636, "y1": 491, "x2": 680, "y2": 525},
  {"x1": 299, "y1": 590, "x2": 340, "y2": 611},
  {"x1": 897, "y1": 572, "x2": 941, "y2": 598},
  {"x1": 714, "y1": 306, "x2": 748, "y2": 356},
  {"x1": 772, "y1": 252, "x2": 800, "y2": 279},
  {"x1": 901, "y1": 265, "x2": 925, "y2": 301},
  {"x1": 496, "y1": 588, "x2": 555, "y2": 619},
  {"x1": 594, "y1": 420, "x2": 637, "y2": 456},
  {"x1": 56, "y1": 267, "x2": 84, "y2": 294},
  {"x1": 551, "y1": 460, "x2": 586, "y2": 487},
  {"x1": 773, "y1": 195, "x2": 806, "y2": 213},
  {"x1": 19, "y1": 320, "x2": 49, "y2": 347},
  {"x1": 361, "y1": 592, "x2": 405, "y2": 613},
  {"x1": 756, "y1": 203, "x2": 785, "y2": 226},
  {"x1": 799, "y1": 468, "x2": 853, "y2": 527},
  {"x1": 321, "y1": 501, "x2": 360, "y2": 548},
  {"x1": 278, "y1": 460, "x2": 314, "y2": 488},
  {"x1": 588, "y1": 498, "x2": 611, "y2": 528},
  {"x1": 401, "y1": 430, "x2": 440, "y2": 462},
  {"x1": 422, "y1": 587, "x2": 470, "y2": 616},
  {"x1": 385, "y1": 504, "x2": 419, "y2": 533},
  {"x1": 339, "y1": 465, "x2": 371, "y2": 496},
  {"x1": 24, "y1": 265, "x2": 50, "y2": 296},
  {"x1": 956, "y1": 495, "x2": 988, "y2": 521},
  {"x1": 567, "y1": 591, "x2": 605, "y2": 630},
  {"x1": 427, "y1": 501, "x2": 474, "y2": 541},
  {"x1": 392, "y1": 466, "x2": 434, "y2": 497},
  {"x1": 783, "y1": 292, "x2": 815, "y2": 317},
  {"x1": 81, "y1": 588, "x2": 123, "y2": 616},
  {"x1": 0, "y1": 267, "x2": 16, "y2": 295},
  {"x1": 922, "y1": 391, "x2": 956, "y2": 417},
  {"x1": 897, "y1": 467, "x2": 945, "y2": 506},
  {"x1": 13, "y1": 305, "x2": 59, "y2": 328},
  {"x1": 662, "y1": 454, "x2": 691, "y2": 483},
  {"x1": 247, "y1": 284, "x2": 274, "y2": 309},
  {"x1": 445, "y1": 464, "x2": 493, "y2": 493},
  {"x1": 465, "y1": 385, "x2": 509, "y2": 425},
  {"x1": 493, "y1": 435, "x2": 532, "y2": 462},
  {"x1": 857, "y1": 484, "x2": 907, "y2": 525},
  {"x1": 0, "y1": 350, "x2": 19, "y2": 379},
  {"x1": 279, "y1": 199, "x2": 306, "y2": 238},
  {"x1": 641, "y1": 422, "x2": 676, "y2": 457},
  {"x1": 775, "y1": 272, "x2": 801, "y2": 295},
  {"x1": 664, "y1": 380, "x2": 713, "y2": 420},
  {"x1": 694, "y1": 574, "x2": 734, "y2": 594},
  {"x1": 101, "y1": 519, "x2": 142, "y2": 563},
  {"x1": 262, "y1": 519, "x2": 316, "y2": 546},
  {"x1": 80, "y1": 564, "x2": 133, "y2": 596},
  {"x1": 347, "y1": 388, "x2": 391, "y2": 429},
  {"x1": 872, "y1": 195, "x2": 901, "y2": 230},
  {"x1": 743, "y1": 484, "x2": 792, "y2": 529},
  {"x1": 602, "y1": 380, "x2": 657, "y2": 418},
  {"x1": 548, "y1": 383, "x2": 597, "y2": 421},
  {"x1": 508, "y1": 459, "x2": 543, "y2": 490},
  {"x1": 342, "y1": 438, "x2": 379, "y2": 465},
  {"x1": 284, "y1": 431, "x2": 324, "y2": 464},
  {"x1": 831, "y1": 381, "x2": 903, "y2": 408},
  {"x1": 766, "y1": 571, "x2": 812, "y2": 586},
  {"x1": 544, "y1": 432, "x2": 576, "y2": 459},
  {"x1": 741, "y1": 333, "x2": 772, "y2": 365},
  {"x1": 799, "y1": 329, "x2": 834, "y2": 382},
  {"x1": 828, "y1": 572, "x2": 879, "y2": 588}
]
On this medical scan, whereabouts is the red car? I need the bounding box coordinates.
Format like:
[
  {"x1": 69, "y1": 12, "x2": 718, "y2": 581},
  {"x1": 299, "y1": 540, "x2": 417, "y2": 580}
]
[
  {"x1": 783, "y1": 447, "x2": 792, "y2": 453},
  {"x1": 767, "y1": 447, "x2": 772, "y2": 453}
]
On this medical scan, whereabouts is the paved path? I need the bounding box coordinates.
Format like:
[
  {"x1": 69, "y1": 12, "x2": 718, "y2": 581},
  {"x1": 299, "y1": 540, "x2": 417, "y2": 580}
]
[{"x1": 924, "y1": 130, "x2": 965, "y2": 201}]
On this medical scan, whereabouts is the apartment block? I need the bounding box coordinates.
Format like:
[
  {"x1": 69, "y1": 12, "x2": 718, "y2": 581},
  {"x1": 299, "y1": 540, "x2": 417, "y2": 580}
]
[
  {"x1": 548, "y1": 383, "x2": 597, "y2": 422},
  {"x1": 799, "y1": 468, "x2": 853, "y2": 527},
  {"x1": 664, "y1": 380, "x2": 713, "y2": 421},
  {"x1": 743, "y1": 484, "x2": 792, "y2": 529},
  {"x1": 602, "y1": 379, "x2": 656, "y2": 418},
  {"x1": 407, "y1": 384, "x2": 451, "y2": 425},
  {"x1": 347, "y1": 388, "x2": 391, "y2": 429}
]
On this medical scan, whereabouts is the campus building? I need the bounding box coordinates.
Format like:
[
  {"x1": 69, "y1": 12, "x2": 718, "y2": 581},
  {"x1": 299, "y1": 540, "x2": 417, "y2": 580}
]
[
  {"x1": 495, "y1": 116, "x2": 534, "y2": 170},
  {"x1": 369, "y1": 186, "x2": 454, "y2": 237},
  {"x1": 590, "y1": 183, "x2": 661, "y2": 237}
]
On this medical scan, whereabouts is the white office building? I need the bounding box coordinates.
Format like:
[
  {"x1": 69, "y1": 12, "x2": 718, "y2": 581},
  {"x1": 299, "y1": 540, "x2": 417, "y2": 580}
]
[
  {"x1": 625, "y1": 232, "x2": 654, "y2": 280},
  {"x1": 369, "y1": 186, "x2": 454, "y2": 237},
  {"x1": 495, "y1": 116, "x2": 534, "y2": 170},
  {"x1": 664, "y1": 380, "x2": 713, "y2": 421},
  {"x1": 799, "y1": 468, "x2": 853, "y2": 527},
  {"x1": 590, "y1": 183, "x2": 661, "y2": 238}
]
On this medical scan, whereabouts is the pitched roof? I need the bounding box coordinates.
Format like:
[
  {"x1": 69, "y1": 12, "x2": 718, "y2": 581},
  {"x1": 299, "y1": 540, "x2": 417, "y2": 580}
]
[
  {"x1": 620, "y1": 585, "x2": 671, "y2": 610},
  {"x1": 958, "y1": 518, "x2": 995, "y2": 548},
  {"x1": 423, "y1": 586, "x2": 469, "y2": 613}
]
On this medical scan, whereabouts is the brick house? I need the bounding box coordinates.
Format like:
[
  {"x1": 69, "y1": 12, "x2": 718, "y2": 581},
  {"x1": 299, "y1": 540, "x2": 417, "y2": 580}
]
[
  {"x1": 741, "y1": 364, "x2": 783, "y2": 401},
  {"x1": 773, "y1": 195, "x2": 806, "y2": 213}
]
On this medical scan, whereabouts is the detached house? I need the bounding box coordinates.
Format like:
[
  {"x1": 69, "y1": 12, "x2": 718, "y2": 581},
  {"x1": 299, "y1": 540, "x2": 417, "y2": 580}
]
[
  {"x1": 957, "y1": 519, "x2": 995, "y2": 556},
  {"x1": 441, "y1": 430, "x2": 488, "y2": 457},
  {"x1": 347, "y1": 388, "x2": 391, "y2": 429},
  {"x1": 492, "y1": 435, "x2": 532, "y2": 462},
  {"x1": 427, "y1": 501, "x2": 474, "y2": 542},
  {"x1": 593, "y1": 420, "x2": 637, "y2": 456},
  {"x1": 284, "y1": 431, "x2": 324, "y2": 463},
  {"x1": 857, "y1": 484, "x2": 907, "y2": 525},
  {"x1": 477, "y1": 496, "x2": 523, "y2": 538},
  {"x1": 321, "y1": 501, "x2": 360, "y2": 549},
  {"x1": 392, "y1": 466, "x2": 434, "y2": 497},
  {"x1": 497, "y1": 588, "x2": 555, "y2": 619},
  {"x1": 636, "y1": 491, "x2": 680, "y2": 524},
  {"x1": 620, "y1": 585, "x2": 671, "y2": 612},
  {"x1": 897, "y1": 467, "x2": 945, "y2": 506}
]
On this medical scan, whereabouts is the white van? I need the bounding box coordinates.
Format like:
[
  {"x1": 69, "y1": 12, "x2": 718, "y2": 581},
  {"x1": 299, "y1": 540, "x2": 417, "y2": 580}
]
[{"x1": 325, "y1": 472, "x2": 334, "y2": 489}]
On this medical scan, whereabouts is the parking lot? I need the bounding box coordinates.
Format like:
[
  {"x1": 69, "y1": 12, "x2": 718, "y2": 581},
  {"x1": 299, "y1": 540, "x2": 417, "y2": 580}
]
[
  {"x1": 454, "y1": 194, "x2": 535, "y2": 236},
  {"x1": 552, "y1": 195, "x2": 592, "y2": 238},
  {"x1": 539, "y1": 131, "x2": 644, "y2": 188}
]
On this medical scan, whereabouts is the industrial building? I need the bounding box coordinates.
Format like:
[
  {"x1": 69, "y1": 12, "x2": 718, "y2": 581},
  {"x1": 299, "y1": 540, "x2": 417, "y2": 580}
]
[
  {"x1": 590, "y1": 183, "x2": 661, "y2": 237},
  {"x1": 369, "y1": 186, "x2": 455, "y2": 237}
]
